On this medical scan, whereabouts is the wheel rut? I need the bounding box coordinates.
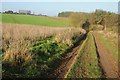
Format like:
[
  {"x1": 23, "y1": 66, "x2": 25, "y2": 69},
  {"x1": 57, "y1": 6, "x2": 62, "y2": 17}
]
[{"x1": 50, "y1": 35, "x2": 86, "y2": 78}]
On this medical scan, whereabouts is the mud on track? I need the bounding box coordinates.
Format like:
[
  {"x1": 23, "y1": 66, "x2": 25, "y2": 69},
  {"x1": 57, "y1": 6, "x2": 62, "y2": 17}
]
[
  {"x1": 49, "y1": 32, "x2": 119, "y2": 78},
  {"x1": 49, "y1": 35, "x2": 86, "y2": 78}
]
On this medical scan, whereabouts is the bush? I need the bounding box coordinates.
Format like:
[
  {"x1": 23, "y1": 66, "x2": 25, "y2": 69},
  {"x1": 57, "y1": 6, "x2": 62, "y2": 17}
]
[{"x1": 29, "y1": 36, "x2": 70, "y2": 77}]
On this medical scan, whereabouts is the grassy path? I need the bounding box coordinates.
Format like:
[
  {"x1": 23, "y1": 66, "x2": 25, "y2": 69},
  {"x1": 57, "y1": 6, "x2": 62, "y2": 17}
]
[
  {"x1": 66, "y1": 32, "x2": 102, "y2": 78},
  {"x1": 57, "y1": 31, "x2": 119, "y2": 78}
]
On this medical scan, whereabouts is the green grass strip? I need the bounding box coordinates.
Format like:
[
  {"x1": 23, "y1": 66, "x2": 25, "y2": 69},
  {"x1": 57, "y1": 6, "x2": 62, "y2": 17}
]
[{"x1": 66, "y1": 32, "x2": 102, "y2": 78}]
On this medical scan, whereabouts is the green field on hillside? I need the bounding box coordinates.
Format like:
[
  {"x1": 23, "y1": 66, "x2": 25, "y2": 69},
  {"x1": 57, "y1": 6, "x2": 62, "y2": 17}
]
[{"x1": 2, "y1": 14, "x2": 68, "y2": 27}]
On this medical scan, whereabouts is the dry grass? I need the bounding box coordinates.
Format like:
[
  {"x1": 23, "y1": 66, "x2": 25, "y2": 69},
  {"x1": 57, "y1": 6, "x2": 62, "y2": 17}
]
[
  {"x1": 55, "y1": 28, "x2": 85, "y2": 46},
  {"x1": 2, "y1": 23, "x2": 85, "y2": 66},
  {"x1": 2, "y1": 23, "x2": 69, "y2": 64},
  {"x1": 97, "y1": 30, "x2": 118, "y2": 46},
  {"x1": 96, "y1": 31, "x2": 118, "y2": 60}
]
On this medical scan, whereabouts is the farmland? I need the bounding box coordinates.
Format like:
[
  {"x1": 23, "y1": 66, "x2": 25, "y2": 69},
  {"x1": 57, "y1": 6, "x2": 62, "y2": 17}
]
[
  {"x1": 2, "y1": 14, "x2": 68, "y2": 27},
  {"x1": 2, "y1": 23, "x2": 86, "y2": 78},
  {"x1": 1, "y1": 11, "x2": 119, "y2": 79}
]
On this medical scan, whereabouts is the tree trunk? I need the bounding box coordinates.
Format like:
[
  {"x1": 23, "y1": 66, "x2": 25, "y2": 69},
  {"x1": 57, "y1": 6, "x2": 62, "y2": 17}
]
[{"x1": 104, "y1": 25, "x2": 106, "y2": 31}]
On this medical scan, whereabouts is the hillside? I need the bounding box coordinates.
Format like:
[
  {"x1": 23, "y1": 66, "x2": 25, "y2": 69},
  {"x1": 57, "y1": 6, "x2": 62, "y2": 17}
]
[{"x1": 2, "y1": 14, "x2": 68, "y2": 27}]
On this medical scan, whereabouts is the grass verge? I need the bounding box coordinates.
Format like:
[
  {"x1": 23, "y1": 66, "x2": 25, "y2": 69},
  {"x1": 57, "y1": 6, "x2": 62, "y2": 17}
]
[{"x1": 96, "y1": 33, "x2": 118, "y2": 60}]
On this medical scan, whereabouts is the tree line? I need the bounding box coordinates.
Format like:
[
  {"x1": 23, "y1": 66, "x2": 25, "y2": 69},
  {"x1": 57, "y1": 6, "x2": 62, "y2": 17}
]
[{"x1": 58, "y1": 9, "x2": 118, "y2": 32}]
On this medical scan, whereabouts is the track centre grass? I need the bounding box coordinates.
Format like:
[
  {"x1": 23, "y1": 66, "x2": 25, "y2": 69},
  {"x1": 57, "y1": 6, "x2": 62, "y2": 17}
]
[{"x1": 66, "y1": 32, "x2": 102, "y2": 78}]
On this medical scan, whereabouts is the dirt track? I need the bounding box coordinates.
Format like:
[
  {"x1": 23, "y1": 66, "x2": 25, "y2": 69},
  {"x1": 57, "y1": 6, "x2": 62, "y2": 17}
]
[
  {"x1": 93, "y1": 32, "x2": 119, "y2": 78},
  {"x1": 50, "y1": 37, "x2": 85, "y2": 78},
  {"x1": 50, "y1": 32, "x2": 119, "y2": 78}
]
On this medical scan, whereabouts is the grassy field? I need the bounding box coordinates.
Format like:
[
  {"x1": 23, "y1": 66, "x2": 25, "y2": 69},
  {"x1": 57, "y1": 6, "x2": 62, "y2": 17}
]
[
  {"x1": 66, "y1": 32, "x2": 102, "y2": 78},
  {"x1": 1, "y1": 9, "x2": 118, "y2": 78},
  {"x1": 2, "y1": 14, "x2": 68, "y2": 27}
]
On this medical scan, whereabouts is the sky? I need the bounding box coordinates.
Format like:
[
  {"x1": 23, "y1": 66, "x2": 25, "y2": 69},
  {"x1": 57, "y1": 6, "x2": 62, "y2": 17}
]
[
  {"x1": 1, "y1": 2, "x2": 118, "y2": 16},
  {"x1": 1, "y1": 0, "x2": 119, "y2": 2}
]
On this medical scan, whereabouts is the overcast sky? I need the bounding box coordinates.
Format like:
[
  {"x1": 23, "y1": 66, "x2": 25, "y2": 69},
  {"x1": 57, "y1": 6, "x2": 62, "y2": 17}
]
[{"x1": 1, "y1": 2, "x2": 118, "y2": 16}]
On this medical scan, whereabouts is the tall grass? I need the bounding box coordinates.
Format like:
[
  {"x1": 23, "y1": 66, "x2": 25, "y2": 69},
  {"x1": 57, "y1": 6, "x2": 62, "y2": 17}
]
[
  {"x1": 2, "y1": 23, "x2": 85, "y2": 78},
  {"x1": 3, "y1": 24, "x2": 63, "y2": 61}
]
